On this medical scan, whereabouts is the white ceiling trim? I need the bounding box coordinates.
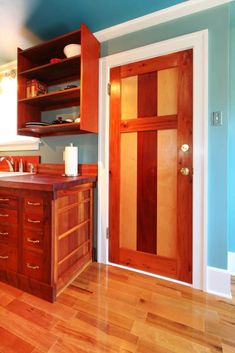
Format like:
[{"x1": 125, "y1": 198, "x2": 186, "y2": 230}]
[{"x1": 95, "y1": 0, "x2": 232, "y2": 42}]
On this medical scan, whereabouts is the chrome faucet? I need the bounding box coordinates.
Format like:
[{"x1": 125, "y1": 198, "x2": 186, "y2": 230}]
[{"x1": 0, "y1": 157, "x2": 14, "y2": 172}]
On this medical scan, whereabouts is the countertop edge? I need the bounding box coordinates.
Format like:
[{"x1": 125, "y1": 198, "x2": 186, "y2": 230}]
[{"x1": 0, "y1": 174, "x2": 97, "y2": 193}]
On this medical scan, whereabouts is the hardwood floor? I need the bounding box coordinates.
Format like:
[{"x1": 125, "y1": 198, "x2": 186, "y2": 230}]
[{"x1": 0, "y1": 263, "x2": 234, "y2": 352}]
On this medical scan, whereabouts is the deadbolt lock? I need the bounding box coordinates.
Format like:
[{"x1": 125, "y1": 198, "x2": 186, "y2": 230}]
[
  {"x1": 181, "y1": 144, "x2": 190, "y2": 152},
  {"x1": 180, "y1": 167, "x2": 190, "y2": 176}
]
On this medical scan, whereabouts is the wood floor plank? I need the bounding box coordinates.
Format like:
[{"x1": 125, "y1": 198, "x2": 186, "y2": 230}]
[
  {"x1": 0, "y1": 306, "x2": 57, "y2": 352},
  {"x1": 0, "y1": 281, "x2": 23, "y2": 298},
  {"x1": 0, "y1": 263, "x2": 233, "y2": 353},
  {"x1": 146, "y1": 311, "x2": 222, "y2": 351},
  {"x1": 0, "y1": 326, "x2": 34, "y2": 353},
  {"x1": 19, "y1": 292, "x2": 77, "y2": 320},
  {"x1": 77, "y1": 271, "x2": 154, "y2": 302},
  {"x1": 88, "y1": 292, "x2": 147, "y2": 320},
  {"x1": 6, "y1": 298, "x2": 59, "y2": 330},
  {"x1": 222, "y1": 341, "x2": 235, "y2": 353},
  {"x1": 0, "y1": 291, "x2": 16, "y2": 307},
  {"x1": 56, "y1": 292, "x2": 79, "y2": 307},
  {"x1": 52, "y1": 318, "x2": 136, "y2": 352},
  {"x1": 137, "y1": 339, "x2": 175, "y2": 353},
  {"x1": 75, "y1": 309, "x2": 138, "y2": 345},
  {"x1": 131, "y1": 320, "x2": 217, "y2": 353},
  {"x1": 137, "y1": 294, "x2": 206, "y2": 331},
  {"x1": 73, "y1": 297, "x2": 134, "y2": 330}
]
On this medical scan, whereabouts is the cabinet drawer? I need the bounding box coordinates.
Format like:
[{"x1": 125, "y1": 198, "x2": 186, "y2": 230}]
[
  {"x1": 24, "y1": 213, "x2": 44, "y2": 229},
  {"x1": 24, "y1": 197, "x2": 44, "y2": 216},
  {"x1": 0, "y1": 224, "x2": 18, "y2": 244},
  {"x1": 0, "y1": 208, "x2": 18, "y2": 224},
  {"x1": 0, "y1": 195, "x2": 18, "y2": 208},
  {"x1": 23, "y1": 228, "x2": 43, "y2": 251},
  {"x1": 23, "y1": 251, "x2": 47, "y2": 282},
  {"x1": 0, "y1": 244, "x2": 17, "y2": 272}
]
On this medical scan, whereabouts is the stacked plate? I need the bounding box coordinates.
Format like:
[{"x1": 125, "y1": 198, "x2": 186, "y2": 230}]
[{"x1": 25, "y1": 122, "x2": 50, "y2": 128}]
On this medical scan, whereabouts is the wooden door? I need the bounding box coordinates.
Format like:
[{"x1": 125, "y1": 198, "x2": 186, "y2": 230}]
[{"x1": 109, "y1": 50, "x2": 193, "y2": 283}]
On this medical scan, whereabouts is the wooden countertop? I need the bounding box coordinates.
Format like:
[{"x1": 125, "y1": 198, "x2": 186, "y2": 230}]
[{"x1": 0, "y1": 173, "x2": 97, "y2": 193}]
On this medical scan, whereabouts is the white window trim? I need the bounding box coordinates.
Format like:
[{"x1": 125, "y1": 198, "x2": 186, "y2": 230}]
[
  {"x1": 98, "y1": 30, "x2": 208, "y2": 292},
  {"x1": 0, "y1": 60, "x2": 40, "y2": 152}
]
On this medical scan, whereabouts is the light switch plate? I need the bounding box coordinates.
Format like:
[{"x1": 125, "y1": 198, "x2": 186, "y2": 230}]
[{"x1": 212, "y1": 111, "x2": 223, "y2": 126}]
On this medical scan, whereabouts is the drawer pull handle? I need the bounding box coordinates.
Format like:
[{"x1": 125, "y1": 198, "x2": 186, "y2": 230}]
[
  {"x1": 27, "y1": 218, "x2": 40, "y2": 224},
  {"x1": 0, "y1": 255, "x2": 8, "y2": 259},
  {"x1": 26, "y1": 263, "x2": 39, "y2": 270},
  {"x1": 27, "y1": 201, "x2": 41, "y2": 206},
  {"x1": 27, "y1": 237, "x2": 40, "y2": 244},
  {"x1": 0, "y1": 214, "x2": 9, "y2": 217},
  {"x1": 0, "y1": 198, "x2": 9, "y2": 202},
  {"x1": 0, "y1": 232, "x2": 8, "y2": 236}
]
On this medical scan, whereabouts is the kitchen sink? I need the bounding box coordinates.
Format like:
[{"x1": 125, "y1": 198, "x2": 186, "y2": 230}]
[{"x1": 0, "y1": 172, "x2": 30, "y2": 177}]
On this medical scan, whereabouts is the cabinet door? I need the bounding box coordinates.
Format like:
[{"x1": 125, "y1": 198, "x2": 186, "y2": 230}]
[{"x1": 54, "y1": 185, "x2": 93, "y2": 288}]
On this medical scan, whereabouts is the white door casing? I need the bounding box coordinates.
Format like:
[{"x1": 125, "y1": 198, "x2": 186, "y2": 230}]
[{"x1": 97, "y1": 30, "x2": 208, "y2": 291}]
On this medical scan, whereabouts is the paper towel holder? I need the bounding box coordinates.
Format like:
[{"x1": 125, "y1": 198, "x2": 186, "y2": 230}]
[{"x1": 63, "y1": 143, "x2": 79, "y2": 177}]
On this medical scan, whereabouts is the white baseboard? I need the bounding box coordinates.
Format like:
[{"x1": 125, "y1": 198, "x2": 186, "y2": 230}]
[
  {"x1": 207, "y1": 266, "x2": 231, "y2": 298},
  {"x1": 228, "y1": 252, "x2": 235, "y2": 275}
]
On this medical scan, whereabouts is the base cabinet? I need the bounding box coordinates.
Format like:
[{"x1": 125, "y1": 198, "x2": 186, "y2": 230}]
[{"x1": 0, "y1": 183, "x2": 94, "y2": 301}]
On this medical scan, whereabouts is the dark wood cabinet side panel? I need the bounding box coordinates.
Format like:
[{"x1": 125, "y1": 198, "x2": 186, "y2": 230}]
[{"x1": 80, "y1": 23, "x2": 100, "y2": 133}]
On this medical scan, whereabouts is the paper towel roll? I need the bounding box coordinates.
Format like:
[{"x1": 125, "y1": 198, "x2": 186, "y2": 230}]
[{"x1": 63, "y1": 143, "x2": 78, "y2": 176}]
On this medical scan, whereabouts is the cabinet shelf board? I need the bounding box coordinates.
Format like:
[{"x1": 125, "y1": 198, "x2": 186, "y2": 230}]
[
  {"x1": 18, "y1": 56, "x2": 81, "y2": 83},
  {"x1": 18, "y1": 29, "x2": 81, "y2": 65},
  {"x1": 18, "y1": 87, "x2": 80, "y2": 107},
  {"x1": 18, "y1": 122, "x2": 90, "y2": 137}
]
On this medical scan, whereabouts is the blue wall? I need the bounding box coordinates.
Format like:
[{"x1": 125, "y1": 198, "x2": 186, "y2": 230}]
[
  {"x1": 101, "y1": 4, "x2": 230, "y2": 269},
  {"x1": 229, "y1": 2, "x2": 235, "y2": 253},
  {"x1": 40, "y1": 134, "x2": 97, "y2": 164}
]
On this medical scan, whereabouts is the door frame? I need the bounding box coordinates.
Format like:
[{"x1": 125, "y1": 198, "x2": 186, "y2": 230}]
[{"x1": 98, "y1": 30, "x2": 208, "y2": 291}]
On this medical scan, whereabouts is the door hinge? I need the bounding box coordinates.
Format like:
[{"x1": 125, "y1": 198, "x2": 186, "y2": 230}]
[
  {"x1": 106, "y1": 227, "x2": 110, "y2": 239},
  {"x1": 107, "y1": 83, "x2": 111, "y2": 96}
]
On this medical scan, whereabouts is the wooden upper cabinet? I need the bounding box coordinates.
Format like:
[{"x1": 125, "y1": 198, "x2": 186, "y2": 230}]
[{"x1": 17, "y1": 23, "x2": 100, "y2": 137}]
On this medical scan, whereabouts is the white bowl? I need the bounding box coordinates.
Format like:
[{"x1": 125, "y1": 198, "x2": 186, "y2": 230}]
[{"x1": 63, "y1": 44, "x2": 81, "y2": 58}]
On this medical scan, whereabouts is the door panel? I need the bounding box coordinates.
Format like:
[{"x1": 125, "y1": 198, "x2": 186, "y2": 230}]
[
  {"x1": 157, "y1": 67, "x2": 178, "y2": 116},
  {"x1": 109, "y1": 50, "x2": 193, "y2": 283},
  {"x1": 157, "y1": 129, "x2": 177, "y2": 258},
  {"x1": 121, "y1": 76, "x2": 137, "y2": 120},
  {"x1": 120, "y1": 132, "x2": 137, "y2": 250}
]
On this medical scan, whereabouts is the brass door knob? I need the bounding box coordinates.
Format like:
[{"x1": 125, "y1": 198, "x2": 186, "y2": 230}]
[
  {"x1": 181, "y1": 144, "x2": 190, "y2": 152},
  {"x1": 180, "y1": 167, "x2": 190, "y2": 176}
]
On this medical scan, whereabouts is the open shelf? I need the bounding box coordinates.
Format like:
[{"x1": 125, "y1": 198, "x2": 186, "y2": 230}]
[
  {"x1": 17, "y1": 24, "x2": 100, "y2": 136},
  {"x1": 19, "y1": 56, "x2": 81, "y2": 83},
  {"x1": 18, "y1": 122, "x2": 89, "y2": 137},
  {"x1": 18, "y1": 87, "x2": 80, "y2": 108},
  {"x1": 19, "y1": 29, "x2": 81, "y2": 66}
]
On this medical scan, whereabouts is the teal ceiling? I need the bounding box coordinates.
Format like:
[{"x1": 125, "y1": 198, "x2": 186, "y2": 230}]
[
  {"x1": 26, "y1": 0, "x2": 188, "y2": 39},
  {"x1": 0, "y1": 0, "x2": 188, "y2": 64}
]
